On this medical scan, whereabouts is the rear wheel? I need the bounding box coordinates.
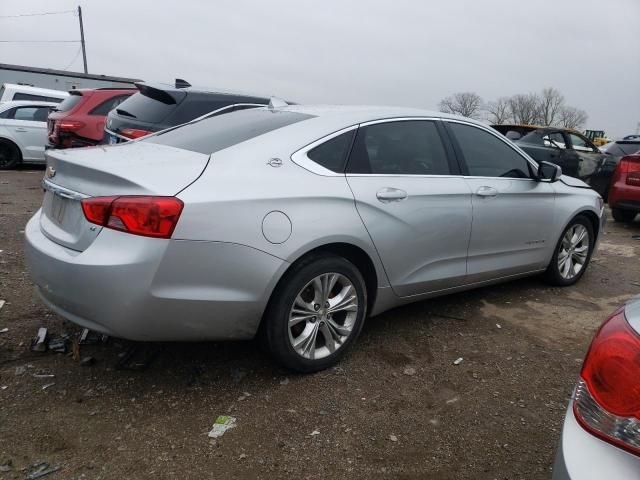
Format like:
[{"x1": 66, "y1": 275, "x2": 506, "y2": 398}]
[
  {"x1": 262, "y1": 254, "x2": 367, "y2": 373},
  {"x1": 611, "y1": 208, "x2": 637, "y2": 223},
  {"x1": 0, "y1": 140, "x2": 21, "y2": 170},
  {"x1": 544, "y1": 216, "x2": 594, "y2": 286}
]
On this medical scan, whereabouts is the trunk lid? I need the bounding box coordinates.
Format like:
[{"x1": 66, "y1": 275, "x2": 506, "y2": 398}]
[{"x1": 40, "y1": 142, "x2": 209, "y2": 251}]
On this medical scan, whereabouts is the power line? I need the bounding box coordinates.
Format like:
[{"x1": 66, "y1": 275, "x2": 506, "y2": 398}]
[
  {"x1": 0, "y1": 40, "x2": 79, "y2": 43},
  {"x1": 62, "y1": 46, "x2": 82, "y2": 71},
  {"x1": 0, "y1": 10, "x2": 75, "y2": 19}
]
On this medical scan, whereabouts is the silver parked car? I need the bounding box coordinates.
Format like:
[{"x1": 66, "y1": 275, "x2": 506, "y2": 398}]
[
  {"x1": 0, "y1": 100, "x2": 57, "y2": 169},
  {"x1": 25, "y1": 105, "x2": 604, "y2": 371},
  {"x1": 553, "y1": 297, "x2": 640, "y2": 479}
]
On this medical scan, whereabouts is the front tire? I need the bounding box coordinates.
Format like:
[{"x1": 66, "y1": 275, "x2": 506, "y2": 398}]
[
  {"x1": 262, "y1": 254, "x2": 367, "y2": 373},
  {"x1": 0, "y1": 140, "x2": 21, "y2": 170},
  {"x1": 544, "y1": 215, "x2": 594, "y2": 286},
  {"x1": 611, "y1": 208, "x2": 637, "y2": 223}
]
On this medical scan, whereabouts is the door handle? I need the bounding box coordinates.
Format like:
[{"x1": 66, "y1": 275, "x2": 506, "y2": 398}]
[
  {"x1": 475, "y1": 186, "x2": 498, "y2": 198},
  {"x1": 376, "y1": 187, "x2": 408, "y2": 203},
  {"x1": 14, "y1": 128, "x2": 28, "y2": 132}
]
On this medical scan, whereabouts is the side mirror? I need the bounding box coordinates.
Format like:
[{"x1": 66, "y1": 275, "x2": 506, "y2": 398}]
[{"x1": 537, "y1": 161, "x2": 562, "y2": 182}]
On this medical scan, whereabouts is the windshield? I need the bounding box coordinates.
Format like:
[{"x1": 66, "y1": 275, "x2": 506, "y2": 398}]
[{"x1": 144, "y1": 108, "x2": 313, "y2": 155}]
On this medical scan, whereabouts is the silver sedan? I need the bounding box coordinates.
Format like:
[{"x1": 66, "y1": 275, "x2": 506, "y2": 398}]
[{"x1": 25, "y1": 104, "x2": 604, "y2": 371}]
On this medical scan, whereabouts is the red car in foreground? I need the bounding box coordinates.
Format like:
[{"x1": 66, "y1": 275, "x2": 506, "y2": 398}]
[
  {"x1": 48, "y1": 88, "x2": 136, "y2": 148},
  {"x1": 608, "y1": 152, "x2": 640, "y2": 223}
]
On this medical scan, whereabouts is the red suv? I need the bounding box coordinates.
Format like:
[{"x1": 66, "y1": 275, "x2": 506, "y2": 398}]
[
  {"x1": 48, "y1": 88, "x2": 136, "y2": 148},
  {"x1": 608, "y1": 151, "x2": 640, "y2": 222}
]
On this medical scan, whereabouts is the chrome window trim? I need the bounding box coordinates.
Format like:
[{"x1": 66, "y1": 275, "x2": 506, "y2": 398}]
[
  {"x1": 290, "y1": 125, "x2": 359, "y2": 177},
  {"x1": 42, "y1": 178, "x2": 88, "y2": 200},
  {"x1": 442, "y1": 118, "x2": 541, "y2": 179}
]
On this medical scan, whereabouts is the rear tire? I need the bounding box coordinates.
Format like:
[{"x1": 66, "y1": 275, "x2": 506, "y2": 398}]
[
  {"x1": 0, "y1": 140, "x2": 21, "y2": 170},
  {"x1": 611, "y1": 208, "x2": 637, "y2": 223},
  {"x1": 262, "y1": 254, "x2": 367, "y2": 373},
  {"x1": 544, "y1": 215, "x2": 594, "y2": 286}
]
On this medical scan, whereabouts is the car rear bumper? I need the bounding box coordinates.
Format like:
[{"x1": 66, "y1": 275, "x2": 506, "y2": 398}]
[
  {"x1": 552, "y1": 400, "x2": 640, "y2": 480},
  {"x1": 25, "y1": 211, "x2": 289, "y2": 341},
  {"x1": 608, "y1": 182, "x2": 640, "y2": 211}
]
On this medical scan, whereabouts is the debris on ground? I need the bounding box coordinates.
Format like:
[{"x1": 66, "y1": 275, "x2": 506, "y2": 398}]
[
  {"x1": 80, "y1": 356, "x2": 96, "y2": 367},
  {"x1": 0, "y1": 327, "x2": 8, "y2": 333},
  {"x1": 31, "y1": 328, "x2": 48, "y2": 352},
  {"x1": 115, "y1": 344, "x2": 162, "y2": 370},
  {"x1": 631, "y1": 282, "x2": 640, "y2": 287},
  {"x1": 279, "y1": 377, "x2": 290, "y2": 385},
  {"x1": 496, "y1": 324, "x2": 502, "y2": 329},
  {"x1": 41, "y1": 383, "x2": 55, "y2": 391},
  {"x1": 0, "y1": 299, "x2": 5, "y2": 312},
  {"x1": 47, "y1": 335, "x2": 70, "y2": 353},
  {"x1": 403, "y1": 366, "x2": 416, "y2": 376},
  {"x1": 14, "y1": 366, "x2": 26, "y2": 376},
  {"x1": 32, "y1": 373, "x2": 55, "y2": 378},
  {"x1": 79, "y1": 328, "x2": 108, "y2": 345},
  {"x1": 309, "y1": 430, "x2": 320, "y2": 436},
  {"x1": 389, "y1": 434, "x2": 398, "y2": 442},
  {"x1": 453, "y1": 357, "x2": 464, "y2": 365},
  {"x1": 0, "y1": 459, "x2": 12, "y2": 472},
  {"x1": 208, "y1": 416, "x2": 237, "y2": 438},
  {"x1": 237, "y1": 392, "x2": 251, "y2": 401},
  {"x1": 238, "y1": 453, "x2": 247, "y2": 460},
  {"x1": 25, "y1": 462, "x2": 60, "y2": 479}
]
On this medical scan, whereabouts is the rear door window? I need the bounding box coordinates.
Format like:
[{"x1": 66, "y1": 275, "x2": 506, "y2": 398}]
[
  {"x1": 145, "y1": 108, "x2": 313, "y2": 154},
  {"x1": 56, "y1": 94, "x2": 83, "y2": 112},
  {"x1": 449, "y1": 122, "x2": 532, "y2": 178}
]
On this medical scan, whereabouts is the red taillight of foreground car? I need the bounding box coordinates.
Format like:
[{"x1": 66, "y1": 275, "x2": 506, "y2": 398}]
[
  {"x1": 81, "y1": 196, "x2": 184, "y2": 239},
  {"x1": 573, "y1": 308, "x2": 640, "y2": 456},
  {"x1": 120, "y1": 128, "x2": 153, "y2": 140}
]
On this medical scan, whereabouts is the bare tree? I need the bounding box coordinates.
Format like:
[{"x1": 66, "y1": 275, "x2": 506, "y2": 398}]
[
  {"x1": 507, "y1": 93, "x2": 540, "y2": 125},
  {"x1": 439, "y1": 92, "x2": 483, "y2": 119},
  {"x1": 486, "y1": 97, "x2": 511, "y2": 124},
  {"x1": 537, "y1": 87, "x2": 565, "y2": 126},
  {"x1": 558, "y1": 106, "x2": 588, "y2": 129}
]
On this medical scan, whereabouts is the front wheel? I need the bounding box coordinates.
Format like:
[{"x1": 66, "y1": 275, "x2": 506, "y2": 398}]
[
  {"x1": 544, "y1": 216, "x2": 594, "y2": 286},
  {"x1": 262, "y1": 254, "x2": 367, "y2": 373}
]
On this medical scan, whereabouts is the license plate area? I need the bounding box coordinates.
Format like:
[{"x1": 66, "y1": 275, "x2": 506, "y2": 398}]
[{"x1": 50, "y1": 193, "x2": 69, "y2": 225}]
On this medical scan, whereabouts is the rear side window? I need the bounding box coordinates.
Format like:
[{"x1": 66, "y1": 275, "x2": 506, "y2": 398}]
[
  {"x1": 307, "y1": 131, "x2": 354, "y2": 173},
  {"x1": 449, "y1": 123, "x2": 531, "y2": 178},
  {"x1": 347, "y1": 120, "x2": 451, "y2": 175},
  {"x1": 56, "y1": 94, "x2": 83, "y2": 113},
  {"x1": 113, "y1": 92, "x2": 180, "y2": 123},
  {"x1": 168, "y1": 97, "x2": 267, "y2": 125},
  {"x1": 13, "y1": 92, "x2": 63, "y2": 103},
  {"x1": 89, "y1": 95, "x2": 131, "y2": 116},
  {"x1": 619, "y1": 143, "x2": 640, "y2": 156},
  {"x1": 145, "y1": 108, "x2": 313, "y2": 154}
]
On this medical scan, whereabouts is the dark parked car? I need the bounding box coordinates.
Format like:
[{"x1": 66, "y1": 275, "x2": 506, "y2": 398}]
[
  {"x1": 48, "y1": 88, "x2": 136, "y2": 148},
  {"x1": 104, "y1": 79, "x2": 271, "y2": 143},
  {"x1": 494, "y1": 125, "x2": 614, "y2": 198},
  {"x1": 599, "y1": 138, "x2": 640, "y2": 159}
]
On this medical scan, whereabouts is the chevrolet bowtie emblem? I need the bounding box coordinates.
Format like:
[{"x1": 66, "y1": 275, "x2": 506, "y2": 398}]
[{"x1": 46, "y1": 166, "x2": 56, "y2": 178}]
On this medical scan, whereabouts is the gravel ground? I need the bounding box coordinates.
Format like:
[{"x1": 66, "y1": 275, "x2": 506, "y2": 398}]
[{"x1": 1, "y1": 167, "x2": 639, "y2": 479}]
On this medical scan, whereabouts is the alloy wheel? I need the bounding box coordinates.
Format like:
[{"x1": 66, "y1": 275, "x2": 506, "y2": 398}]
[
  {"x1": 557, "y1": 224, "x2": 590, "y2": 280},
  {"x1": 288, "y1": 273, "x2": 359, "y2": 360}
]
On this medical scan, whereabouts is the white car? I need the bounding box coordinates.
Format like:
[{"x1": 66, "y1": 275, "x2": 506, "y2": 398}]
[
  {"x1": 0, "y1": 83, "x2": 68, "y2": 104},
  {"x1": 0, "y1": 101, "x2": 57, "y2": 169}
]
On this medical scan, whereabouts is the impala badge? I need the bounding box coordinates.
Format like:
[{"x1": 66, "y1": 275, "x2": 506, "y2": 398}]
[
  {"x1": 46, "y1": 166, "x2": 56, "y2": 179},
  {"x1": 267, "y1": 158, "x2": 283, "y2": 168}
]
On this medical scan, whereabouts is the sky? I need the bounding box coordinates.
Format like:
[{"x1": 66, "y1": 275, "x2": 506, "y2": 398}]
[{"x1": 1, "y1": 0, "x2": 638, "y2": 137}]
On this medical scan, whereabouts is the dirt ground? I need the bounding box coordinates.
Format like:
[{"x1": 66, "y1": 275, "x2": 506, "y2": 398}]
[{"x1": 1, "y1": 167, "x2": 639, "y2": 480}]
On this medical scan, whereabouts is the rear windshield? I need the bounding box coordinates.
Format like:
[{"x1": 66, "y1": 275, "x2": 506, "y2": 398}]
[
  {"x1": 145, "y1": 108, "x2": 313, "y2": 154},
  {"x1": 55, "y1": 93, "x2": 83, "y2": 112},
  {"x1": 113, "y1": 92, "x2": 180, "y2": 123}
]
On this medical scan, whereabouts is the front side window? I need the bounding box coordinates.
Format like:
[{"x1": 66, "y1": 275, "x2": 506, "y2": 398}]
[
  {"x1": 568, "y1": 133, "x2": 597, "y2": 153},
  {"x1": 449, "y1": 122, "x2": 531, "y2": 178},
  {"x1": 307, "y1": 131, "x2": 354, "y2": 173},
  {"x1": 543, "y1": 132, "x2": 567, "y2": 149},
  {"x1": 347, "y1": 120, "x2": 451, "y2": 175}
]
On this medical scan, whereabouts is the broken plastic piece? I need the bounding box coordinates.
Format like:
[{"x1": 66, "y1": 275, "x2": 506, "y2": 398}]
[
  {"x1": 47, "y1": 336, "x2": 69, "y2": 353},
  {"x1": 31, "y1": 328, "x2": 48, "y2": 352},
  {"x1": 208, "y1": 416, "x2": 236, "y2": 438}
]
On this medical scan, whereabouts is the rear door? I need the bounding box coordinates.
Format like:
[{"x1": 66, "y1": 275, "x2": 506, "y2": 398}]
[
  {"x1": 5, "y1": 106, "x2": 50, "y2": 161},
  {"x1": 445, "y1": 121, "x2": 555, "y2": 282},
  {"x1": 345, "y1": 119, "x2": 472, "y2": 297}
]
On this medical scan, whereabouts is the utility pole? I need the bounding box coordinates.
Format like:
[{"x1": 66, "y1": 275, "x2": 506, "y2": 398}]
[{"x1": 78, "y1": 5, "x2": 88, "y2": 73}]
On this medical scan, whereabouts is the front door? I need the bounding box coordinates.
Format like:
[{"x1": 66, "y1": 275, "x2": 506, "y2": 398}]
[
  {"x1": 345, "y1": 119, "x2": 473, "y2": 297},
  {"x1": 446, "y1": 121, "x2": 556, "y2": 283}
]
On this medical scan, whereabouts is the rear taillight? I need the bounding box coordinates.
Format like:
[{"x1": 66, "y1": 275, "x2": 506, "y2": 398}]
[
  {"x1": 81, "y1": 196, "x2": 183, "y2": 239},
  {"x1": 617, "y1": 154, "x2": 640, "y2": 186},
  {"x1": 120, "y1": 128, "x2": 152, "y2": 140},
  {"x1": 574, "y1": 308, "x2": 640, "y2": 456},
  {"x1": 57, "y1": 120, "x2": 85, "y2": 132}
]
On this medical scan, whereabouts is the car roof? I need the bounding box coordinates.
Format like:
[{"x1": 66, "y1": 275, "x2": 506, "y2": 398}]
[
  {"x1": 137, "y1": 81, "x2": 270, "y2": 100},
  {"x1": 1, "y1": 83, "x2": 68, "y2": 97},
  {"x1": 0, "y1": 100, "x2": 58, "y2": 109},
  {"x1": 276, "y1": 104, "x2": 487, "y2": 127}
]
